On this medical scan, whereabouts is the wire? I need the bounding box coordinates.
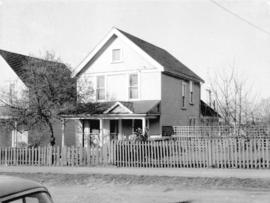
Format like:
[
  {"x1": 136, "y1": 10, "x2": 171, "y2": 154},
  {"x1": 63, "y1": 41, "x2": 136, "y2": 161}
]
[{"x1": 209, "y1": 0, "x2": 270, "y2": 36}]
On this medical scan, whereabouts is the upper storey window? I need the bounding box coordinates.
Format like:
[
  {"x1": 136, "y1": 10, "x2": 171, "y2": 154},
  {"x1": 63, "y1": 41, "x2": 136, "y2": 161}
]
[
  {"x1": 129, "y1": 74, "x2": 138, "y2": 99},
  {"x1": 189, "y1": 81, "x2": 193, "y2": 104},
  {"x1": 112, "y1": 49, "x2": 121, "y2": 62},
  {"x1": 96, "y1": 76, "x2": 105, "y2": 100},
  {"x1": 182, "y1": 81, "x2": 186, "y2": 108}
]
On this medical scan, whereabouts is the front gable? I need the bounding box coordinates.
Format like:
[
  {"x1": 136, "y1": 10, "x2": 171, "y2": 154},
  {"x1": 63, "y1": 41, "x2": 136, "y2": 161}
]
[
  {"x1": 76, "y1": 29, "x2": 163, "y2": 102},
  {"x1": 79, "y1": 35, "x2": 160, "y2": 76},
  {"x1": 104, "y1": 102, "x2": 133, "y2": 114},
  {"x1": 74, "y1": 28, "x2": 163, "y2": 78}
]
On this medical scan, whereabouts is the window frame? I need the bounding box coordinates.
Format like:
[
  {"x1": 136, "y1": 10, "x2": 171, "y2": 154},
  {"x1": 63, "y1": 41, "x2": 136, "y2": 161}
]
[
  {"x1": 111, "y1": 48, "x2": 122, "y2": 63},
  {"x1": 128, "y1": 73, "x2": 139, "y2": 100},
  {"x1": 96, "y1": 75, "x2": 105, "y2": 101},
  {"x1": 189, "y1": 81, "x2": 194, "y2": 104},
  {"x1": 188, "y1": 117, "x2": 196, "y2": 126},
  {"x1": 181, "y1": 81, "x2": 187, "y2": 109}
]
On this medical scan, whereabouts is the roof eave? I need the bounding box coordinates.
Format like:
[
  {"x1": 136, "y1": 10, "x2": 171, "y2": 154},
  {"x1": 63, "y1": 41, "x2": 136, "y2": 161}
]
[
  {"x1": 60, "y1": 113, "x2": 160, "y2": 119},
  {"x1": 162, "y1": 71, "x2": 204, "y2": 83}
]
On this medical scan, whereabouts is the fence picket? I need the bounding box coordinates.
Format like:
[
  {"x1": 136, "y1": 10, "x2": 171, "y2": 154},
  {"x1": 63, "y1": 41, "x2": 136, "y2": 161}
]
[
  {"x1": 267, "y1": 139, "x2": 269, "y2": 168},
  {"x1": 1, "y1": 135, "x2": 270, "y2": 169}
]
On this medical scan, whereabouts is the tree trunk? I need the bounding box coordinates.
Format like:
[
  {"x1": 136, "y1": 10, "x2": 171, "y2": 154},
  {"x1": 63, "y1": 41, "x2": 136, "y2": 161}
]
[{"x1": 44, "y1": 117, "x2": 55, "y2": 146}]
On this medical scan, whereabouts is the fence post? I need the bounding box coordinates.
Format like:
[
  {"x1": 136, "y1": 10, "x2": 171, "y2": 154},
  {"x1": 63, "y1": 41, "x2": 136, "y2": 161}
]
[{"x1": 208, "y1": 138, "x2": 212, "y2": 168}]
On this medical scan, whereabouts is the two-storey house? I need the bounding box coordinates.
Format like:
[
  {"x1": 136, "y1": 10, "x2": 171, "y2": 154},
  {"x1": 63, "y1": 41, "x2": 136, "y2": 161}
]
[{"x1": 61, "y1": 27, "x2": 204, "y2": 147}]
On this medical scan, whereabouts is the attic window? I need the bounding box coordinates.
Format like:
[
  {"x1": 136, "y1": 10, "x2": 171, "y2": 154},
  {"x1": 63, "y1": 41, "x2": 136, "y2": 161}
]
[{"x1": 112, "y1": 49, "x2": 121, "y2": 62}]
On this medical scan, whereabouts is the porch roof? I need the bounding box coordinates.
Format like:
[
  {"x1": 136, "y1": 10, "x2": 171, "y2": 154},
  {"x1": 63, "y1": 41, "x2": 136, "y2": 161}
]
[{"x1": 60, "y1": 100, "x2": 160, "y2": 119}]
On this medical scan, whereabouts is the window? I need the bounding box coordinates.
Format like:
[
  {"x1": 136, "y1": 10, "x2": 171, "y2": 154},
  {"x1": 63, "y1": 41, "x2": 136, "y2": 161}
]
[
  {"x1": 189, "y1": 118, "x2": 196, "y2": 126},
  {"x1": 182, "y1": 81, "x2": 186, "y2": 108},
  {"x1": 189, "y1": 81, "x2": 193, "y2": 104},
  {"x1": 96, "y1": 76, "x2": 105, "y2": 100},
  {"x1": 129, "y1": 74, "x2": 138, "y2": 99},
  {"x1": 112, "y1": 49, "x2": 121, "y2": 62}
]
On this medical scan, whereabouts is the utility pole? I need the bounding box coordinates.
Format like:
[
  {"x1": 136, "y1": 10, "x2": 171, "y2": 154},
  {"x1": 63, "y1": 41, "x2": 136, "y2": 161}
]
[{"x1": 206, "y1": 89, "x2": 212, "y2": 108}]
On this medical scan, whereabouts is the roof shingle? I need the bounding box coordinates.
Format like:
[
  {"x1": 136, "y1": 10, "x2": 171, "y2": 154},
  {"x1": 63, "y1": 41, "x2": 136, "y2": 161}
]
[
  {"x1": 0, "y1": 49, "x2": 69, "y2": 87},
  {"x1": 117, "y1": 29, "x2": 204, "y2": 82},
  {"x1": 60, "y1": 100, "x2": 160, "y2": 117}
]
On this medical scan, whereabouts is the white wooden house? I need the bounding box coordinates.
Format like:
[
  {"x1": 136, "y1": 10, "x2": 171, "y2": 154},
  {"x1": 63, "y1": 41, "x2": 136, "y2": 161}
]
[{"x1": 61, "y1": 27, "x2": 204, "y2": 147}]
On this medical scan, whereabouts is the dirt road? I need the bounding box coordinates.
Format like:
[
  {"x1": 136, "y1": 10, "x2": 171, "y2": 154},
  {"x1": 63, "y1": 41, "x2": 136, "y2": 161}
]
[{"x1": 1, "y1": 172, "x2": 270, "y2": 203}]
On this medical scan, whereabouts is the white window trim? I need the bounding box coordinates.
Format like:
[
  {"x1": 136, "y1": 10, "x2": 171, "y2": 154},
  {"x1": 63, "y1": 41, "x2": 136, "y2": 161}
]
[
  {"x1": 96, "y1": 75, "x2": 106, "y2": 101},
  {"x1": 189, "y1": 81, "x2": 194, "y2": 104},
  {"x1": 188, "y1": 117, "x2": 196, "y2": 126},
  {"x1": 181, "y1": 81, "x2": 187, "y2": 108},
  {"x1": 128, "y1": 72, "x2": 140, "y2": 101},
  {"x1": 111, "y1": 48, "x2": 123, "y2": 63}
]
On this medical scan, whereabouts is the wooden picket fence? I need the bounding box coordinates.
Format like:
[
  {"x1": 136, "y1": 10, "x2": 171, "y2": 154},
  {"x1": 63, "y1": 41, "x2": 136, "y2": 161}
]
[
  {"x1": 0, "y1": 145, "x2": 110, "y2": 167},
  {"x1": 112, "y1": 137, "x2": 270, "y2": 168},
  {"x1": 1, "y1": 137, "x2": 270, "y2": 169}
]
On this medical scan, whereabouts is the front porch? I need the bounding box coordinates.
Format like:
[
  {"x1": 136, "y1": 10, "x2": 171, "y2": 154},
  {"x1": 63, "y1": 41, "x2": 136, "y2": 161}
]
[
  {"x1": 60, "y1": 100, "x2": 161, "y2": 147},
  {"x1": 61, "y1": 116, "x2": 160, "y2": 147}
]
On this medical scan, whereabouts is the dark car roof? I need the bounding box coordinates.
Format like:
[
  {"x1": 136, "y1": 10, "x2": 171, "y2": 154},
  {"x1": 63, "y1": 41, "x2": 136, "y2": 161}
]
[{"x1": 0, "y1": 176, "x2": 47, "y2": 198}]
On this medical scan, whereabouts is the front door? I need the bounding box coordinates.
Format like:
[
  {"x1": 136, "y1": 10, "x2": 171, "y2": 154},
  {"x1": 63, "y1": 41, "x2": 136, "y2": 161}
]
[{"x1": 110, "y1": 120, "x2": 119, "y2": 140}]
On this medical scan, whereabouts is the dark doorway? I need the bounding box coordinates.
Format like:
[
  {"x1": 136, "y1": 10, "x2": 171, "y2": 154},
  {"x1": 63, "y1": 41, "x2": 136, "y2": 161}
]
[
  {"x1": 110, "y1": 120, "x2": 119, "y2": 140},
  {"x1": 134, "y1": 119, "x2": 142, "y2": 132},
  {"x1": 90, "y1": 120, "x2": 100, "y2": 132}
]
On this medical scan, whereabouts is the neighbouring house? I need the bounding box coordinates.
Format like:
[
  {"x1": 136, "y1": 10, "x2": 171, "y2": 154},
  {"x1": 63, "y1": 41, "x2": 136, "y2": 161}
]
[
  {"x1": 0, "y1": 49, "x2": 75, "y2": 147},
  {"x1": 0, "y1": 105, "x2": 28, "y2": 147},
  {"x1": 0, "y1": 50, "x2": 29, "y2": 147},
  {"x1": 60, "y1": 27, "x2": 205, "y2": 147}
]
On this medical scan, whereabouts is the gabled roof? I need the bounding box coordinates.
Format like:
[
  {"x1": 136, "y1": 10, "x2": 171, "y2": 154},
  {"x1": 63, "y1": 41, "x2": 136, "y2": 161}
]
[
  {"x1": 74, "y1": 27, "x2": 204, "y2": 83},
  {"x1": 60, "y1": 100, "x2": 160, "y2": 118},
  {"x1": 200, "y1": 100, "x2": 221, "y2": 118},
  {"x1": 117, "y1": 29, "x2": 204, "y2": 82},
  {"x1": 0, "y1": 49, "x2": 69, "y2": 87}
]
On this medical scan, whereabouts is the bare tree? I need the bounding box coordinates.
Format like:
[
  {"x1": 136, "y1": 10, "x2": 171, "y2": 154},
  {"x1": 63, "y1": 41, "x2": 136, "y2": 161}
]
[{"x1": 209, "y1": 66, "x2": 257, "y2": 128}]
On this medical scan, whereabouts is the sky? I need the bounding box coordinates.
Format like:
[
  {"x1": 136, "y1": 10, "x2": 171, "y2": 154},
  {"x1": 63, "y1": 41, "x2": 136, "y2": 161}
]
[{"x1": 1, "y1": 0, "x2": 270, "y2": 101}]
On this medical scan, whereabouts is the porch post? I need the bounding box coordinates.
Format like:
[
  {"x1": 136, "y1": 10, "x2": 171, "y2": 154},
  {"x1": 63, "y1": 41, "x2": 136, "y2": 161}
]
[
  {"x1": 61, "y1": 119, "x2": 65, "y2": 148},
  {"x1": 84, "y1": 120, "x2": 90, "y2": 147},
  {"x1": 142, "y1": 117, "x2": 146, "y2": 136},
  {"x1": 119, "y1": 119, "x2": 122, "y2": 139},
  {"x1": 99, "y1": 118, "x2": 103, "y2": 145}
]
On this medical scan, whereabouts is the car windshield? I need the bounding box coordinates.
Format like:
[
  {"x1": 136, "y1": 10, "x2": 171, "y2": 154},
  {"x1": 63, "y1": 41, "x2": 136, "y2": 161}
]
[{"x1": 3, "y1": 192, "x2": 53, "y2": 203}]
